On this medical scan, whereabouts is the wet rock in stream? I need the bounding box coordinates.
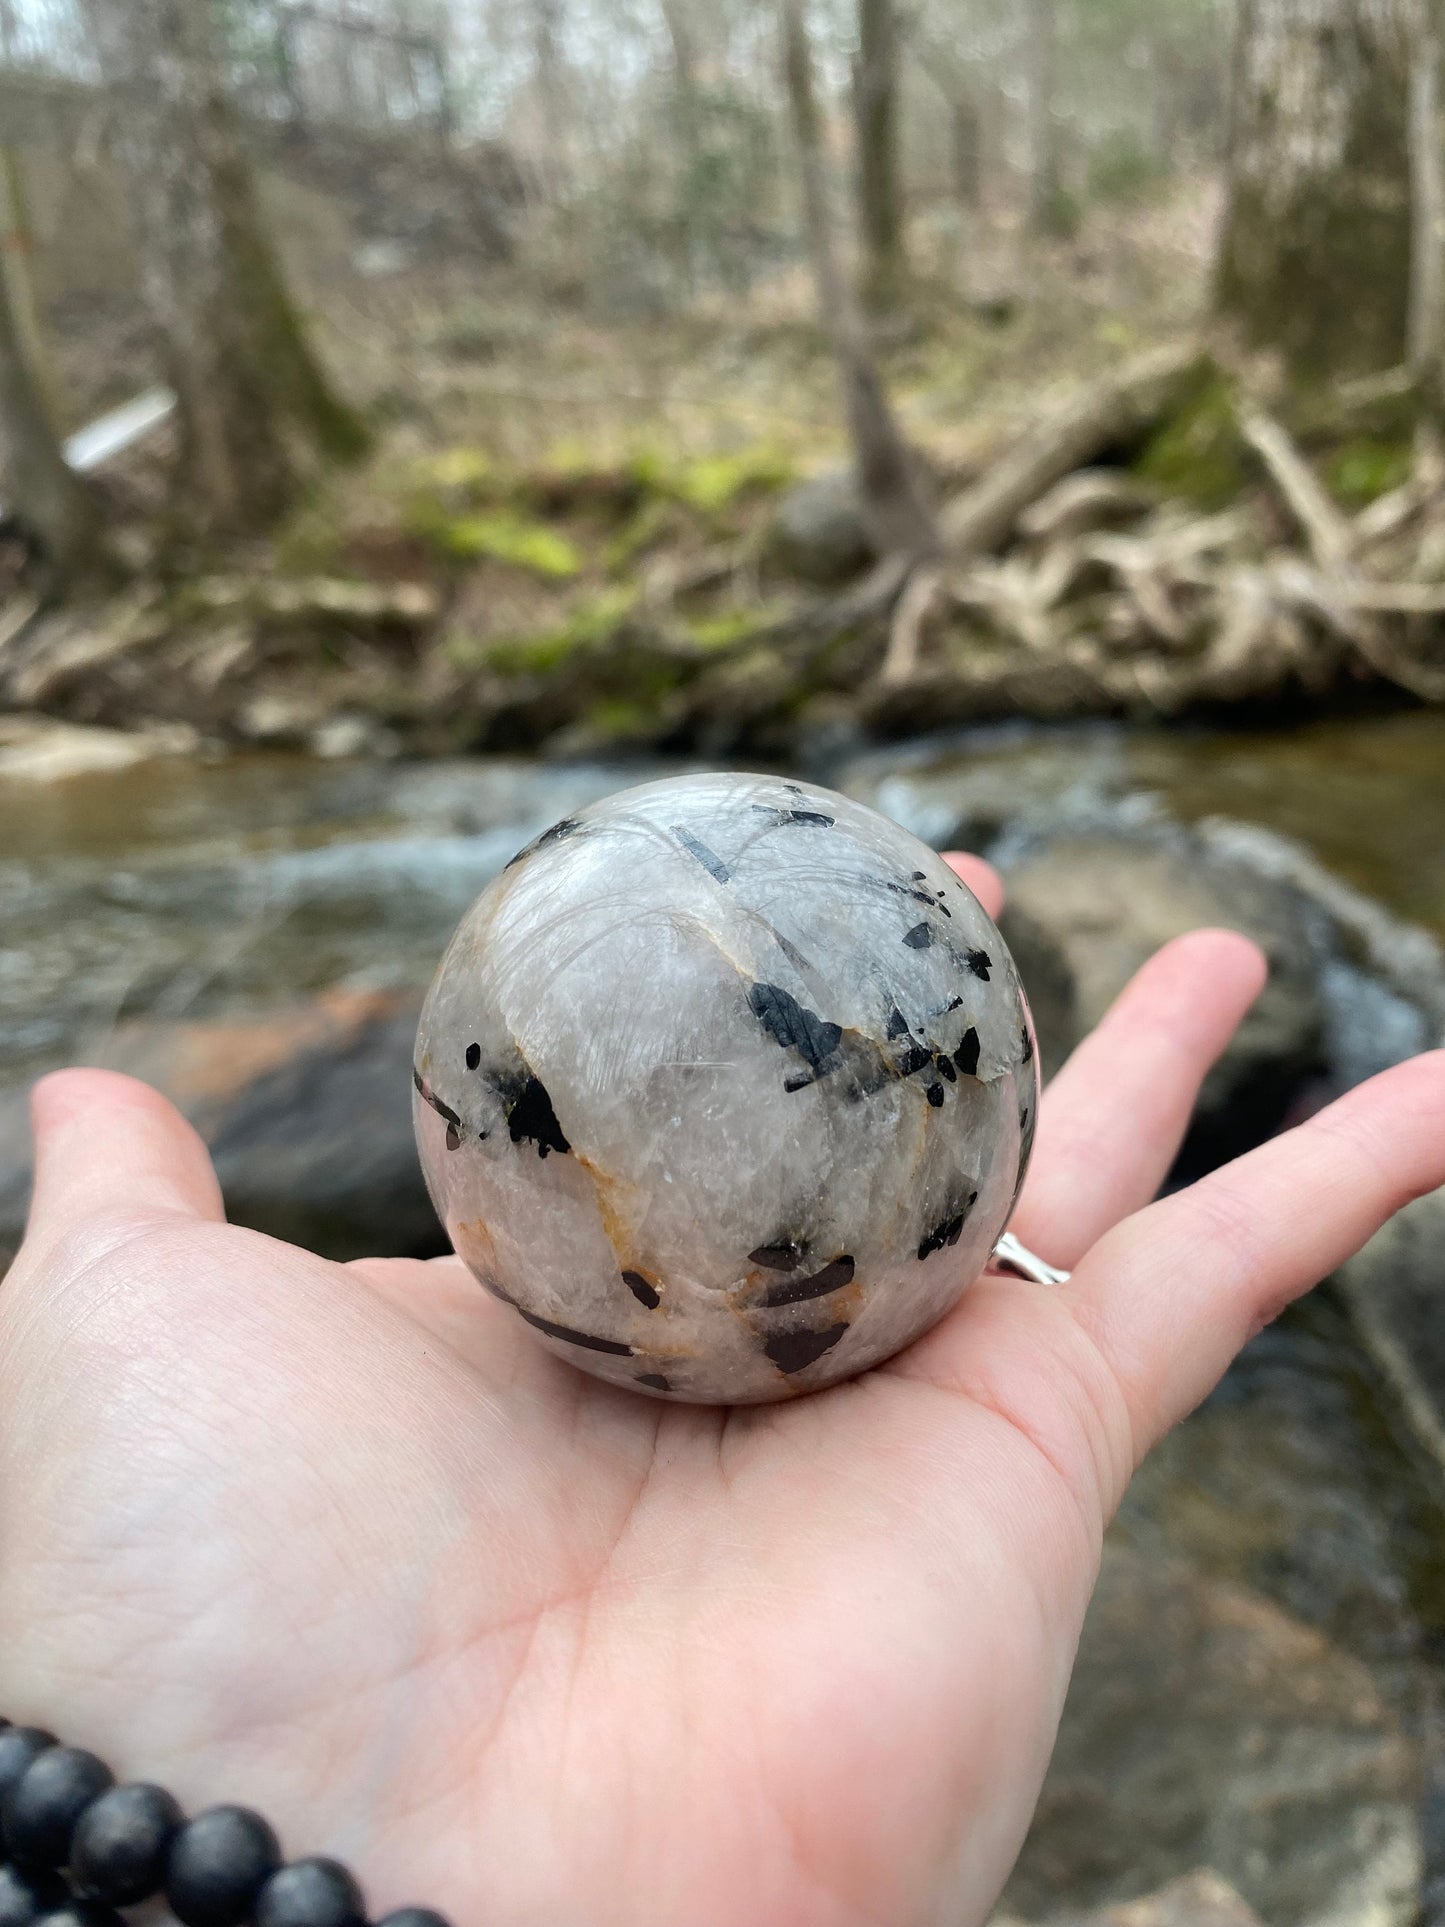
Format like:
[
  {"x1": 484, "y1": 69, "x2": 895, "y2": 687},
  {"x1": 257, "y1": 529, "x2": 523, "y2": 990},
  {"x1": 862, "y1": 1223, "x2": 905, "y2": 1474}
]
[
  {"x1": 1001, "y1": 1548, "x2": 1419, "y2": 1927},
  {"x1": 206, "y1": 997, "x2": 434, "y2": 1260},
  {"x1": 1336, "y1": 1185, "x2": 1445, "y2": 1491},
  {"x1": 997, "y1": 835, "x2": 1326, "y2": 1162},
  {"x1": 996, "y1": 1870, "x2": 1264, "y2": 1927},
  {"x1": 0, "y1": 991, "x2": 434, "y2": 1272}
]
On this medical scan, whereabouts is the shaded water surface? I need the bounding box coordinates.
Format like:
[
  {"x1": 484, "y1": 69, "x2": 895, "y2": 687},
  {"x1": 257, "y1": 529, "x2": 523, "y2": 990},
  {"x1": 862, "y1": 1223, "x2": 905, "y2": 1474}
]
[
  {"x1": 0, "y1": 754, "x2": 679, "y2": 1078},
  {"x1": 4, "y1": 709, "x2": 1443, "y2": 1084},
  {"x1": 851, "y1": 709, "x2": 1445, "y2": 940}
]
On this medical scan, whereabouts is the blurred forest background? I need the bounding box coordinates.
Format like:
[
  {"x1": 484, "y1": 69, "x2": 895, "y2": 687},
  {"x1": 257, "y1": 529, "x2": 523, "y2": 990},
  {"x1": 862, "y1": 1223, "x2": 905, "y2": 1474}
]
[{"x1": 4, "y1": 0, "x2": 1445, "y2": 757}]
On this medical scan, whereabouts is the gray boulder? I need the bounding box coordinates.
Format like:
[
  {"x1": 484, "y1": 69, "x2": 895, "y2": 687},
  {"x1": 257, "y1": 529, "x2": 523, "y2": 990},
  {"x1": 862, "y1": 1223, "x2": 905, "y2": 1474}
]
[
  {"x1": 996, "y1": 1870, "x2": 1264, "y2": 1927},
  {"x1": 768, "y1": 469, "x2": 877, "y2": 584},
  {"x1": 998, "y1": 836, "x2": 1326, "y2": 1151},
  {"x1": 1001, "y1": 1547, "x2": 1420, "y2": 1927},
  {"x1": 1334, "y1": 1183, "x2": 1445, "y2": 1483}
]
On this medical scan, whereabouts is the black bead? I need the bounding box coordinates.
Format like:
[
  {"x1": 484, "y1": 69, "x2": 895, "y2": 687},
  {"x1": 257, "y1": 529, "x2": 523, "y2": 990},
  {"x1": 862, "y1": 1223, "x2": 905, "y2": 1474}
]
[
  {"x1": 374, "y1": 1911, "x2": 453, "y2": 1927},
  {"x1": 71, "y1": 1782, "x2": 183, "y2": 1905},
  {"x1": 165, "y1": 1806, "x2": 281, "y2": 1927},
  {"x1": 33, "y1": 1904, "x2": 125, "y2": 1927},
  {"x1": 0, "y1": 1739, "x2": 55, "y2": 1809},
  {"x1": 0, "y1": 1862, "x2": 66, "y2": 1927},
  {"x1": 3, "y1": 1749, "x2": 113, "y2": 1867},
  {"x1": 255, "y1": 1857, "x2": 364, "y2": 1927}
]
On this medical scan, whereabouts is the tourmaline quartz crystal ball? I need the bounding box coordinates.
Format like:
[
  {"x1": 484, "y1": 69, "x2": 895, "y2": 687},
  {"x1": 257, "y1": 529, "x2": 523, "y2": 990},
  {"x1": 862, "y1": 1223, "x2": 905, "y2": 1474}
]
[{"x1": 412, "y1": 773, "x2": 1040, "y2": 1403}]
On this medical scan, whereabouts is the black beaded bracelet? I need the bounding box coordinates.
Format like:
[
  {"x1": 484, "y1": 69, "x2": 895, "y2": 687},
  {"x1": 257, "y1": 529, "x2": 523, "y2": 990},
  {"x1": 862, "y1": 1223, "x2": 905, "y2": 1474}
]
[{"x1": 0, "y1": 1721, "x2": 451, "y2": 1927}]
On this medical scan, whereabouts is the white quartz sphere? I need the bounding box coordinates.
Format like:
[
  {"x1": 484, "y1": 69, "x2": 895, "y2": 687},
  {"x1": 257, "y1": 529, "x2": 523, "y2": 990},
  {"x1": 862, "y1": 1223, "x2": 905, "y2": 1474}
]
[{"x1": 413, "y1": 772, "x2": 1039, "y2": 1403}]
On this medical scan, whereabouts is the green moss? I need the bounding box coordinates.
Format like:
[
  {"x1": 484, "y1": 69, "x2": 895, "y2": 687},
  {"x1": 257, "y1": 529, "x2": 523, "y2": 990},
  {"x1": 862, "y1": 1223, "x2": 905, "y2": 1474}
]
[
  {"x1": 625, "y1": 448, "x2": 672, "y2": 497},
  {"x1": 685, "y1": 605, "x2": 788, "y2": 650},
  {"x1": 413, "y1": 439, "x2": 797, "y2": 556},
  {"x1": 626, "y1": 445, "x2": 794, "y2": 516},
  {"x1": 453, "y1": 587, "x2": 638, "y2": 675},
  {"x1": 1323, "y1": 437, "x2": 1412, "y2": 509},
  {"x1": 483, "y1": 626, "x2": 590, "y2": 674},
  {"x1": 604, "y1": 497, "x2": 674, "y2": 574},
  {"x1": 670, "y1": 448, "x2": 793, "y2": 513},
  {"x1": 580, "y1": 696, "x2": 666, "y2": 741},
  {"x1": 1135, "y1": 370, "x2": 1248, "y2": 510},
  {"x1": 411, "y1": 506, "x2": 582, "y2": 578},
  {"x1": 415, "y1": 448, "x2": 497, "y2": 493}
]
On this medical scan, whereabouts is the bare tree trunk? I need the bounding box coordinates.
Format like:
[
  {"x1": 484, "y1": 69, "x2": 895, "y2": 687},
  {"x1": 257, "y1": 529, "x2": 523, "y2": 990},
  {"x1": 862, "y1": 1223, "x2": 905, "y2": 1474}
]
[
  {"x1": 1023, "y1": 0, "x2": 1061, "y2": 235},
  {"x1": 779, "y1": 0, "x2": 936, "y2": 559},
  {"x1": 1148, "y1": 40, "x2": 1183, "y2": 173},
  {"x1": 1215, "y1": 0, "x2": 1417, "y2": 382},
  {"x1": 950, "y1": 94, "x2": 982, "y2": 209},
  {"x1": 0, "y1": 253, "x2": 99, "y2": 592},
  {"x1": 659, "y1": 0, "x2": 699, "y2": 98},
  {"x1": 530, "y1": 0, "x2": 570, "y2": 197},
  {"x1": 89, "y1": 0, "x2": 369, "y2": 540},
  {"x1": 659, "y1": 0, "x2": 705, "y2": 289},
  {"x1": 0, "y1": 146, "x2": 61, "y2": 432},
  {"x1": 854, "y1": 0, "x2": 906, "y2": 309},
  {"x1": 1409, "y1": 0, "x2": 1445, "y2": 383},
  {"x1": 915, "y1": 22, "x2": 986, "y2": 213}
]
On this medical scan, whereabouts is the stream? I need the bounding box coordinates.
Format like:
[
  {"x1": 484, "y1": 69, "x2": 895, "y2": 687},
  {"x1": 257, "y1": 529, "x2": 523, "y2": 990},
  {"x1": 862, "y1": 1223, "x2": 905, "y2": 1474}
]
[{"x1": 4, "y1": 708, "x2": 1443, "y2": 1085}]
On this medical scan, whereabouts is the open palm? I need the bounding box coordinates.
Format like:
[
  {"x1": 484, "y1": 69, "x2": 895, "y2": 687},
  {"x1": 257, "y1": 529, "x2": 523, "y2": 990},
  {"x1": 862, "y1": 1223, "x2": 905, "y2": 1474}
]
[{"x1": 3, "y1": 855, "x2": 1443, "y2": 1927}]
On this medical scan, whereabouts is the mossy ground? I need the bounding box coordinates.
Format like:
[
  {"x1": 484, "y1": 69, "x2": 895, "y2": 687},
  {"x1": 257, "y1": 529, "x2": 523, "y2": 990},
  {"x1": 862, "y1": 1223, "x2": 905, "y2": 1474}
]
[
  {"x1": 110, "y1": 178, "x2": 1435, "y2": 751},
  {"x1": 256, "y1": 197, "x2": 1216, "y2": 744},
  {"x1": 1135, "y1": 368, "x2": 1249, "y2": 510}
]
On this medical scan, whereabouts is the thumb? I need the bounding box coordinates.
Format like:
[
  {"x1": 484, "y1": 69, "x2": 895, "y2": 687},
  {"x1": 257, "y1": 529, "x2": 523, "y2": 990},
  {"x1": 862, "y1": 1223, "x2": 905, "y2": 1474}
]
[{"x1": 23, "y1": 1070, "x2": 225, "y2": 1256}]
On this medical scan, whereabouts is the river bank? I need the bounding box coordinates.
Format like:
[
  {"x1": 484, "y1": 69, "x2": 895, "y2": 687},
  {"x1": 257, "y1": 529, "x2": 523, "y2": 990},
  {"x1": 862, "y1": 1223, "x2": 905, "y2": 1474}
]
[{"x1": 7, "y1": 332, "x2": 1445, "y2": 765}]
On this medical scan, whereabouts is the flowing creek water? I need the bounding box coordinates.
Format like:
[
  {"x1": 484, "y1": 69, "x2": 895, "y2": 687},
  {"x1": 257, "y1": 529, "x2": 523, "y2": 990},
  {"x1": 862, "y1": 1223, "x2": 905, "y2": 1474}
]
[
  {"x1": 4, "y1": 709, "x2": 1443, "y2": 1084},
  {"x1": 3, "y1": 707, "x2": 1445, "y2": 1916}
]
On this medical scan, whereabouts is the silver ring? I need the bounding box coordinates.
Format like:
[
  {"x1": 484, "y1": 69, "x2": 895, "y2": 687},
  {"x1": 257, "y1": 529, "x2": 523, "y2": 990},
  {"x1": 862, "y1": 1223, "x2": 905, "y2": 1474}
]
[{"x1": 992, "y1": 1231, "x2": 1071, "y2": 1287}]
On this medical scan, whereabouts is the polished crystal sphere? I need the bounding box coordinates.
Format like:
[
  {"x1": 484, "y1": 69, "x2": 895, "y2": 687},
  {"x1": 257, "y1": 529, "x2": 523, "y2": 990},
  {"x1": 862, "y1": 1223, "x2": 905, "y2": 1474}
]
[{"x1": 413, "y1": 773, "x2": 1039, "y2": 1403}]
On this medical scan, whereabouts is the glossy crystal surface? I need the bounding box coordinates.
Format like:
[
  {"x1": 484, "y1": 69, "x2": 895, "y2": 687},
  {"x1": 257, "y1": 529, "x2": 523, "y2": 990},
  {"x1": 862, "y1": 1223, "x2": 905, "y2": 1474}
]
[{"x1": 413, "y1": 773, "x2": 1038, "y2": 1402}]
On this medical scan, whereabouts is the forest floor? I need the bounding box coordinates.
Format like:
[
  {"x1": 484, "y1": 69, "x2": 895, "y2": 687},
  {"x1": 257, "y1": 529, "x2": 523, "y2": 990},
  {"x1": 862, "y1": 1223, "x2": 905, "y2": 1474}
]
[{"x1": 5, "y1": 178, "x2": 1445, "y2": 767}]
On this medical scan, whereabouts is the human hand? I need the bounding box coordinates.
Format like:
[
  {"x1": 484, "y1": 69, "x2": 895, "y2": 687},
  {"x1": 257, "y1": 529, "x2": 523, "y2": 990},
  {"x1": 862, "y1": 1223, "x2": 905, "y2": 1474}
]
[{"x1": 2, "y1": 854, "x2": 1443, "y2": 1927}]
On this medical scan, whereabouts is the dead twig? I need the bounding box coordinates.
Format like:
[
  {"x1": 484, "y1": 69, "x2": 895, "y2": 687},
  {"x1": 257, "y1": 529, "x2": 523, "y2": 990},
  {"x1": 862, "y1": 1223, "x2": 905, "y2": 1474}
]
[{"x1": 880, "y1": 564, "x2": 942, "y2": 684}]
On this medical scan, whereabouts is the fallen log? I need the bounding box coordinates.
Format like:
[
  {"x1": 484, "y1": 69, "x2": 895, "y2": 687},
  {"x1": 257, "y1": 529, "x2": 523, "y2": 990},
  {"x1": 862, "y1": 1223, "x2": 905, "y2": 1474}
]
[
  {"x1": 938, "y1": 342, "x2": 1209, "y2": 559},
  {"x1": 190, "y1": 576, "x2": 439, "y2": 626}
]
